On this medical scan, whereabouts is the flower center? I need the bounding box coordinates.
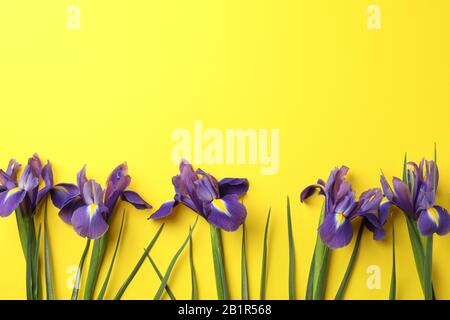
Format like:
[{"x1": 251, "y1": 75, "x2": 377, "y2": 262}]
[
  {"x1": 87, "y1": 204, "x2": 98, "y2": 218},
  {"x1": 211, "y1": 198, "x2": 231, "y2": 217}
]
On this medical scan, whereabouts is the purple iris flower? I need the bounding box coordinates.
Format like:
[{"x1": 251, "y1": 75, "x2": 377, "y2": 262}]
[
  {"x1": 0, "y1": 154, "x2": 53, "y2": 217},
  {"x1": 150, "y1": 160, "x2": 249, "y2": 232},
  {"x1": 50, "y1": 163, "x2": 151, "y2": 239},
  {"x1": 381, "y1": 159, "x2": 450, "y2": 236},
  {"x1": 301, "y1": 166, "x2": 386, "y2": 249}
]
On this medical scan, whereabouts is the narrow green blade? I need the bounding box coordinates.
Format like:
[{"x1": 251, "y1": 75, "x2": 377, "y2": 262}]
[
  {"x1": 114, "y1": 223, "x2": 165, "y2": 300},
  {"x1": 33, "y1": 224, "x2": 42, "y2": 300},
  {"x1": 15, "y1": 208, "x2": 28, "y2": 259},
  {"x1": 241, "y1": 224, "x2": 249, "y2": 300},
  {"x1": 423, "y1": 235, "x2": 433, "y2": 300},
  {"x1": 44, "y1": 200, "x2": 55, "y2": 300},
  {"x1": 84, "y1": 233, "x2": 108, "y2": 300},
  {"x1": 71, "y1": 239, "x2": 91, "y2": 300},
  {"x1": 154, "y1": 218, "x2": 198, "y2": 300},
  {"x1": 146, "y1": 253, "x2": 176, "y2": 300},
  {"x1": 335, "y1": 223, "x2": 364, "y2": 300},
  {"x1": 210, "y1": 225, "x2": 228, "y2": 300},
  {"x1": 97, "y1": 210, "x2": 126, "y2": 300},
  {"x1": 389, "y1": 221, "x2": 396, "y2": 300},
  {"x1": 189, "y1": 225, "x2": 198, "y2": 300},
  {"x1": 287, "y1": 197, "x2": 295, "y2": 300},
  {"x1": 305, "y1": 250, "x2": 316, "y2": 300},
  {"x1": 259, "y1": 209, "x2": 271, "y2": 300}
]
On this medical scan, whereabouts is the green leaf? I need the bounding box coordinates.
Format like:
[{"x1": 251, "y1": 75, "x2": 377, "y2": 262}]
[
  {"x1": 311, "y1": 203, "x2": 330, "y2": 300},
  {"x1": 210, "y1": 225, "x2": 228, "y2": 300},
  {"x1": 72, "y1": 239, "x2": 91, "y2": 300},
  {"x1": 389, "y1": 221, "x2": 396, "y2": 300},
  {"x1": 260, "y1": 209, "x2": 271, "y2": 300},
  {"x1": 287, "y1": 197, "x2": 295, "y2": 300},
  {"x1": 146, "y1": 253, "x2": 176, "y2": 300},
  {"x1": 423, "y1": 235, "x2": 433, "y2": 300},
  {"x1": 154, "y1": 218, "x2": 198, "y2": 300},
  {"x1": 305, "y1": 250, "x2": 316, "y2": 300},
  {"x1": 44, "y1": 200, "x2": 55, "y2": 300},
  {"x1": 241, "y1": 224, "x2": 249, "y2": 300},
  {"x1": 335, "y1": 223, "x2": 364, "y2": 300},
  {"x1": 189, "y1": 225, "x2": 198, "y2": 300},
  {"x1": 114, "y1": 223, "x2": 165, "y2": 300},
  {"x1": 15, "y1": 208, "x2": 28, "y2": 259},
  {"x1": 84, "y1": 232, "x2": 108, "y2": 300},
  {"x1": 97, "y1": 210, "x2": 126, "y2": 300},
  {"x1": 33, "y1": 224, "x2": 42, "y2": 300}
]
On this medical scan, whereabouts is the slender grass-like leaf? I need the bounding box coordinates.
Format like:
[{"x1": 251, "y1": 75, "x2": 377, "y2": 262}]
[
  {"x1": 423, "y1": 235, "x2": 433, "y2": 300},
  {"x1": 25, "y1": 217, "x2": 35, "y2": 300},
  {"x1": 189, "y1": 225, "x2": 198, "y2": 300},
  {"x1": 390, "y1": 221, "x2": 396, "y2": 300},
  {"x1": 84, "y1": 233, "x2": 108, "y2": 300},
  {"x1": 335, "y1": 223, "x2": 364, "y2": 300},
  {"x1": 44, "y1": 200, "x2": 55, "y2": 300},
  {"x1": 154, "y1": 218, "x2": 198, "y2": 300},
  {"x1": 146, "y1": 253, "x2": 176, "y2": 300},
  {"x1": 33, "y1": 224, "x2": 42, "y2": 300},
  {"x1": 114, "y1": 223, "x2": 165, "y2": 300},
  {"x1": 15, "y1": 208, "x2": 28, "y2": 259},
  {"x1": 97, "y1": 211, "x2": 126, "y2": 300},
  {"x1": 211, "y1": 225, "x2": 228, "y2": 300},
  {"x1": 241, "y1": 224, "x2": 249, "y2": 300},
  {"x1": 287, "y1": 197, "x2": 295, "y2": 300},
  {"x1": 260, "y1": 209, "x2": 271, "y2": 300},
  {"x1": 307, "y1": 202, "x2": 330, "y2": 300},
  {"x1": 72, "y1": 239, "x2": 91, "y2": 300}
]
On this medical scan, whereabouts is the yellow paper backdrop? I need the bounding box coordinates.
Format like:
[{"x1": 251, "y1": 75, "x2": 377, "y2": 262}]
[{"x1": 1, "y1": 0, "x2": 450, "y2": 300}]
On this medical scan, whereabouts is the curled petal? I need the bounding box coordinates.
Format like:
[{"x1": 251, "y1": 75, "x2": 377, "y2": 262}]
[
  {"x1": 195, "y1": 171, "x2": 220, "y2": 203},
  {"x1": 50, "y1": 183, "x2": 80, "y2": 208},
  {"x1": 0, "y1": 170, "x2": 18, "y2": 190},
  {"x1": 378, "y1": 198, "x2": 392, "y2": 225},
  {"x1": 104, "y1": 163, "x2": 131, "y2": 211},
  {"x1": 361, "y1": 213, "x2": 386, "y2": 240},
  {"x1": 37, "y1": 161, "x2": 54, "y2": 204},
  {"x1": 28, "y1": 154, "x2": 42, "y2": 178},
  {"x1": 300, "y1": 184, "x2": 324, "y2": 203},
  {"x1": 71, "y1": 204, "x2": 109, "y2": 239},
  {"x1": 392, "y1": 178, "x2": 416, "y2": 218},
  {"x1": 0, "y1": 188, "x2": 27, "y2": 217},
  {"x1": 122, "y1": 190, "x2": 152, "y2": 210},
  {"x1": 218, "y1": 178, "x2": 249, "y2": 197},
  {"x1": 6, "y1": 159, "x2": 21, "y2": 182},
  {"x1": 150, "y1": 200, "x2": 178, "y2": 219},
  {"x1": 418, "y1": 206, "x2": 450, "y2": 236},
  {"x1": 58, "y1": 197, "x2": 84, "y2": 224},
  {"x1": 318, "y1": 213, "x2": 353, "y2": 249},
  {"x1": 206, "y1": 194, "x2": 247, "y2": 232},
  {"x1": 82, "y1": 180, "x2": 104, "y2": 205}
]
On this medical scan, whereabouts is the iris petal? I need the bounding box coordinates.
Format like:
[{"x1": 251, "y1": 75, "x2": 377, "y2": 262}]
[
  {"x1": 206, "y1": 194, "x2": 246, "y2": 232},
  {"x1": 50, "y1": 183, "x2": 80, "y2": 209},
  {"x1": 122, "y1": 190, "x2": 152, "y2": 210},
  {"x1": 0, "y1": 188, "x2": 27, "y2": 217},
  {"x1": 218, "y1": 178, "x2": 249, "y2": 197},
  {"x1": 71, "y1": 204, "x2": 109, "y2": 239},
  {"x1": 318, "y1": 213, "x2": 353, "y2": 249},
  {"x1": 150, "y1": 200, "x2": 178, "y2": 219}
]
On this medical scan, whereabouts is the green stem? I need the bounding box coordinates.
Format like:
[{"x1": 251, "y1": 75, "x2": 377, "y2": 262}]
[
  {"x1": 210, "y1": 225, "x2": 228, "y2": 300},
  {"x1": 84, "y1": 232, "x2": 108, "y2": 300}
]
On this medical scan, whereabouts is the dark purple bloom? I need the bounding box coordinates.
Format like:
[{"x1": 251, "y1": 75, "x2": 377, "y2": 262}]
[
  {"x1": 381, "y1": 159, "x2": 450, "y2": 236},
  {"x1": 301, "y1": 166, "x2": 385, "y2": 249},
  {"x1": 50, "y1": 163, "x2": 151, "y2": 239},
  {"x1": 150, "y1": 160, "x2": 249, "y2": 232},
  {"x1": 0, "y1": 154, "x2": 53, "y2": 218}
]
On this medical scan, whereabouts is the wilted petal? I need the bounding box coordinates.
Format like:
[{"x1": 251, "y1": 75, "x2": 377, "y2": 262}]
[
  {"x1": 37, "y1": 161, "x2": 54, "y2": 204},
  {"x1": 28, "y1": 154, "x2": 42, "y2": 178},
  {"x1": 218, "y1": 178, "x2": 249, "y2": 197},
  {"x1": 318, "y1": 212, "x2": 353, "y2": 249},
  {"x1": 150, "y1": 200, "x2": 178, "y2": 219},
  {"x1": 418, "y1": 206, "x2": 450, "y2": 236},
  {"x1": 6, "y1": 159, "x2": 21, "y2": 182},
  {"x1": 50, "y1": 183, "x2": 79, "y2": 208},
  {"x1": 300, "y1": 184, "x2": 324, "y2": 203},
  {"x1": 122, "y1": 190, "x2": 151, "y2": 210},
  {"x1": 104, "y1": 163, "x2": 131, "y2": 211},
  {"x1": 0, "y1": 170, "x2": 18, "y2": 189},
  {"x1": 0, "y1": 188, "x2": 27, "y2": 217},
  {"x1": 71, "y1": 204, "x2": 109, "y2": 239},
  {"x1": 392, "y1": 178, "x2": 416, "y2": 218},
  {"x1": 379, "y1": 198, "x2": 392, "y2": 225},
  {"x1": 206, "y1": 194, "x2": 246, "y2": 232}
]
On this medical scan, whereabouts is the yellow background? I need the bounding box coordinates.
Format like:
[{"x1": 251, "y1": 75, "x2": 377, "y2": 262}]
[{"x1": 0, "y1": 0, "x2": 450, "y2": 300}]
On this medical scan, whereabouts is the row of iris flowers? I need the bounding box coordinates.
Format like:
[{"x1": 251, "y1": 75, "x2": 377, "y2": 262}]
[{"x1": 0, "y1": 149, "x2": 445, "y2": 299}]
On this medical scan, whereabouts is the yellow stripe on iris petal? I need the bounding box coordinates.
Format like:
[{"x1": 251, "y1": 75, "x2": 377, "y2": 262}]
[
  {"x1": 5, "y1": 187, "x2": 22, "y2": 200},
  {"x1": 335, "y1": 212, "x2": 346, "y2": 229},
  {"x1": 87, "y1": 204, "x2": 98, "y2": 218},
  {"x1": 427, "y1": 207, "x2": 440, "y2": 226},
  {"x1": 211, "y1": 198, "x2": 231, "y2": 217}
]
